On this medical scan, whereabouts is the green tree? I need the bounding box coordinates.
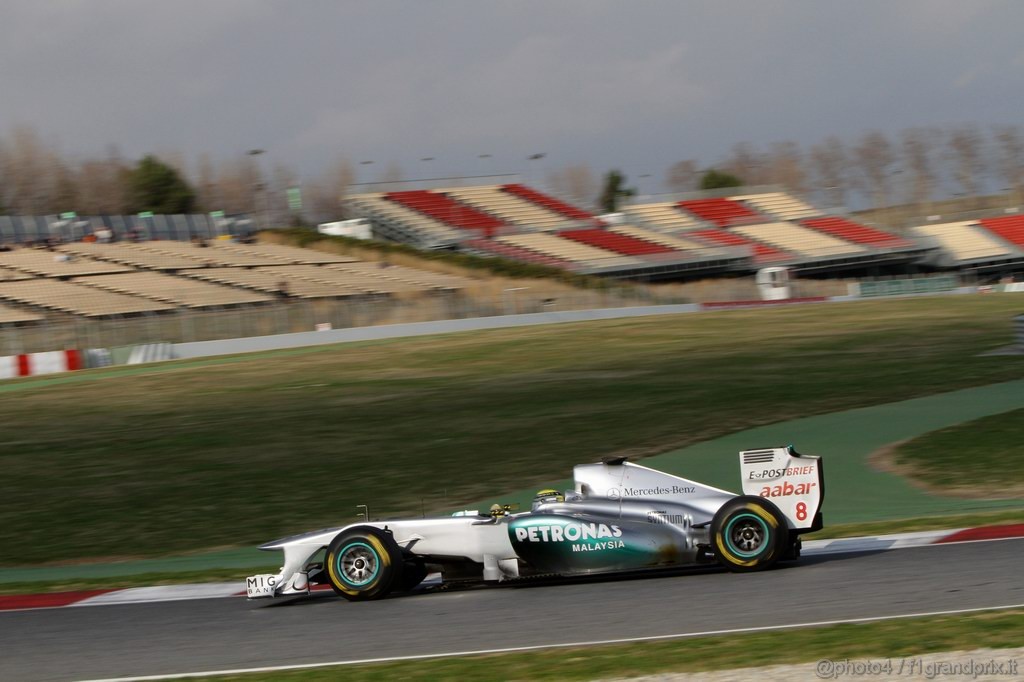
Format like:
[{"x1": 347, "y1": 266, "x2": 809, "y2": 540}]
[
  {"x1": 597, "y1": 169, "x2": 636, "y2": 213},
  {"x1": 699, "y1": 169, "x2": 744, "y2": 191},
  {"x1": 128, "y1": 155, "x2": 196, "y2": 214}
]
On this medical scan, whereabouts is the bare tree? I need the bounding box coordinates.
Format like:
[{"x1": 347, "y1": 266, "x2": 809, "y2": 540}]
[
  {"x1": 546, "y1": 164, "x2": 597, "y2": 208},
  {"x1": 808, "y1": 135, "x2": 848, "y2": 207},
  {"x1": 993, "y1": 124, "x2": 1024, "y2": 198},
  {"x1": 194, "y1": 154, "x2": 219, "y2": 212},
  {"x1": 721, "y1": 142, "x2": 765, "y2": 186},
  {"x1": 947, "y1": 124, "x2": 985, "y2": 197},
  {"x1": 664, "y1": 159, "x2": 699, "y2": 194},
  {"x1": 899, "y1": 127, "x2": 940, "y2": 207},
  {"x1": 763, "y1": 141, "x2": 807, "y2": 194},
  {"x1": 305, "y1": 156, "x2": 355, "y2": 223},
  {"x1": 853, "y1": 130, "x2": 895, "y2": 208}
]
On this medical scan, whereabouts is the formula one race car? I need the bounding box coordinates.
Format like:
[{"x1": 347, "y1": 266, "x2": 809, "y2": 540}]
[{"x1": 246, "y1": 446, "x2": 824, "y2": 601}]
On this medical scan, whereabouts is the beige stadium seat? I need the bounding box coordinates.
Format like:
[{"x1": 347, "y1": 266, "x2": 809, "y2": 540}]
[
  {"x1": 325, "y1": 262, "x2": 469, "y2": 289},
  {"x1": 610, "y1": 225, "x2": 710, "y2": 253},
  {"x1": 0, "y1": 279, "x2": 174, "y2": 317},
  {"x1": 0, "y1": 248, "x2": 134, "y2": 277},
  {"x1": 732, "y1": 222, "x2": 863, "y2": 258},
  {"x1": 348, "y1": 193, "x2": 463, "y2": 242},
  {"x1": 500, "y1": 233, "x2": 643, "y2": 268},
  {"x1": 731, "y1": 192, "x2": 821, "y2": 221},
  {"x1": 0, "y1": 302, "x2": 43, "y2": 324},
  {"x1": 185, "y1": 267, "x2": 358, "y2": 299},
  {"x1": 59, "y1": 243, "x2": 209, "y2": 270},
  {"x1": 74, "y1": 272, "x2": 271, "y2": 308},
  {"x1": 139, "y1": 241, "x2": 280, "y2": 267},
  {"x1": 218, "y1": 242, "x2": 359, "y2": 265},
  {"x1": 258, "y1": 265, "x2": 425, "y2": 294},
  {"x1": 435, "y1": 185, "x2": 568, "y2": 230},
  {"x1": 912, "y1": 221, "x2": 1011, "y2": 260},
  {"x1": 623, "y1": 203, "x2": 697, "y2": 230}
]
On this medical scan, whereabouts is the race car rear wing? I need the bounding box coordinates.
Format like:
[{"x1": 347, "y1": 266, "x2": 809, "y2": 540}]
[{"x1": 739, "y1": 446, "x2": 824, "y2": 531}]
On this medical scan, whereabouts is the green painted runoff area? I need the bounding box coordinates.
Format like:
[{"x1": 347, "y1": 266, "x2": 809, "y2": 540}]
[{"x1": 4, "y1": 378, "x2": 1021, "y2": 585}]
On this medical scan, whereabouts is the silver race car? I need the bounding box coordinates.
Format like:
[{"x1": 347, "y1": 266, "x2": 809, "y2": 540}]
[{"x1": 246, "y1": 446, "x2": 824, "y2": 601}]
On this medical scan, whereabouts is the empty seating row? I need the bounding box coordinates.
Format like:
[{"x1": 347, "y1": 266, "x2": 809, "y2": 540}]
[
  {"x1": 801, "y1": 217, "x2": 911, "y2": 248},
  {"x1": 0, "y1": 248, "x2": 133, "y2": 277},
  {"x1": 502, "y1": 184, "x2": 596, "y2": 222},
  {"x1": 217, "y1": 242, "x2": 359, "y2": 265},
  {"x1": 684, "y1": 228, "x2": 792, "y2": 263},
  {"x1": 622, "y1": 202, "x2": 698, "y2": 230},
  {"x1": 0, "y1": 302, "x2": 43, "y2": 324},
  {"x1": 60, "y1": 243, "x2": 210, "y2": 270},
  {"x1": 347, "y1": 193, "x2": 463, "y2": 245},
  {"x1": 461, "y1": 238, "x2": 575, "y2": 269},
  {"x1": 139, "y1": 241, "x2": 282, "y2": 267},
  {"x1": 911, "y1": 221, "x2": 1013, "y2": 261},
  {"x1": 386, "y1": 190, "x2": 506, "y2": 236},
  {"x1": 609, "y1": 225, "x2": 717, "y2": 253},
  {"x1": 678, "y1": 198, "x2": 766, "y2": 228},
  {"x1": 732, "y1": 222, "x2": 865, "y2": 258},
  {"x1": 498, "y1": 233, "x2": 643, "y2": 268},
  {"x1": 0, "y1": 266, "x2": 34, "y2": 281},
  {"x1": 74, "y1": 272, "x2": 271, "y2": 308},
  {"x1": 265, "y1": 265, "x2": 427, "y2": 295},
  {"x1": 978, "y1": 215, "x2": 1024, "y2": 248},
  {"x1": 0, "y1": 279, "x2": 174, "y2": 317},
  {"x1": 326, "y1": 262, "x2": 469, "y2": 290},
  {"x1": 732, "y1": 192, "x2": 821, "y2": 220},
  {"x1": 185, "y1": 268, "x2": 359, "y2": 299},
  {"x1": 436, "y1": 185, "x2": 571, "y2": 230},
  {"x1": 560, "y1": 228, "x2": 674, "y2": 256}
]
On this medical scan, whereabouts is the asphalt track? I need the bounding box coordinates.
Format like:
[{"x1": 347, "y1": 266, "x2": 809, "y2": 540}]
[{"x1": 3, "y1": 539, "x2": 1021, "y2": 682}]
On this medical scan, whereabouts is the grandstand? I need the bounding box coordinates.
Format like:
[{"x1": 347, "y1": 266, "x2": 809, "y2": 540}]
[
  {"x1": 434, "y1": 185, "x2": 580, "y2": 231},
  {"x1": 678, "y1": 197, "x2": 767, "y2": 228},
  {"x1": 346, "y1": 192, "x2": 464, "y2": 248},
  {"x1": 0, "y1": 279, "x2": 175, "y2": 317},
  {"x1": 74, "y1": 272, "x2": 272, "y2": 309},
  {"x1": 732, "y1": 192, "x2": 821, "y2": 221},
  {"x1": 910, "y1": 218, "x2": 1024, "y2": 271},
  {"x1": 621, "y1": 202, "x2": 698, "y2": 231},
  {"x1": 978, "y1": 215, "x2": 1024, "y2": 249},
  {"x1": 731, "y1": 222, "x2": 865, "y2": 258},
  {"x1": 184, "y1": 267, "x2": 366, "y2": 299},
  {"x1": 0, "y1": 249, "x2": 134, "y2": 278}
]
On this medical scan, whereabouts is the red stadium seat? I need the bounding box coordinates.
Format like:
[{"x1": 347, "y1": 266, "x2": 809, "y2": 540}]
[
  {"x1": 560, "y1": 229, "x2": 674, "y2": 256},
  {"x1": 387, "y1": 190, "x2": 506, "y2": 237},
  {"x1": 688, "y1": 228, "x2": 791, "y2": 263},
  {"x1": 801, "y1": 216, "x2": 911, "y2": 248},
  {"x1": 502, "y1": 184, "x2": 596, "y2": 222},
  {"x1": 678, "y1": 198, "x2": 765, "y2": 228},
  {"x1": 978, "y1": 215, "x2": 1024, "y2": 247}
]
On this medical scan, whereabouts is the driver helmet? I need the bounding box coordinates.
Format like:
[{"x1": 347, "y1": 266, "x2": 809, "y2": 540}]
[{"x1": 532, "y1": 488, "x2": 565, "y2": 509}]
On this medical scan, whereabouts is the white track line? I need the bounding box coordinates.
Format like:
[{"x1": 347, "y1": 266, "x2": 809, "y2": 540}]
[{"x1": 80, "y1": 602, "x2": 1024, "y2": 682}]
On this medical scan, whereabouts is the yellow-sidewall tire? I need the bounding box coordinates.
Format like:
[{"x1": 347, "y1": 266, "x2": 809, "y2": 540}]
[
  {"x1": 325, "y1": 526, "x2": 404, "y2": 601},
  {"x1": 711, "y1": 496, "x2": 787, "y2": 572}
]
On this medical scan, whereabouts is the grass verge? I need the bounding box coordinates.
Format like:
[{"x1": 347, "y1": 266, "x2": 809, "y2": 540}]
[
  {"x1": 171, "y1": 609, "x2": 1024, "y2": 681},
  {"x1": 885, "y1": 408, "x2": 1024, "y2": 496},
  {"x1": 1, "y1": 295, "x2": 1022, "y2": 565}
]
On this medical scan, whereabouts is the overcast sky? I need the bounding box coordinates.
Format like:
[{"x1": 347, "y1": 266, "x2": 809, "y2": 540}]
[{"x1": 2, "y1": 0, "x2": 1023, "y2": 193}]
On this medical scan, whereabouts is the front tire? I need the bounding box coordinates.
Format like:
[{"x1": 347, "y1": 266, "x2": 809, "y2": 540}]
[
  {"x1": 711, "y1": 496, "x2": 787, "y2": 572},
  {"x1": 325, "y1": 527, "x2": 403, "y2": 601}
]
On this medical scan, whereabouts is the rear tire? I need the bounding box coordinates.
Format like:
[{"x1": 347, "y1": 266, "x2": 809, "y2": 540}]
[
  {"x1": 325, "y1": 527, "x2": 403, "y2": 601},
  {"x1": 711, "y1": 496, "x2": 788, "y2": 572}
]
